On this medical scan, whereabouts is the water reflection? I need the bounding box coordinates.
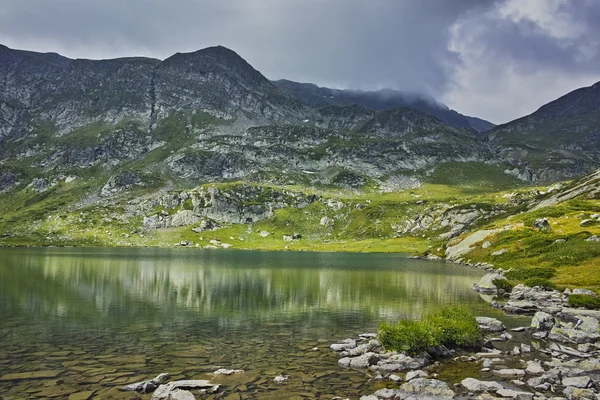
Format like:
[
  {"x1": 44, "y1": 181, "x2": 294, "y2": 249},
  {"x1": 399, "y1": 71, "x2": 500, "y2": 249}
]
[
  {"x1": 0, "y1": 248, "x2": 488, "y2": 399},
  {"x1": 0, "y1": 248, "x2": 484, "y2": 328}
]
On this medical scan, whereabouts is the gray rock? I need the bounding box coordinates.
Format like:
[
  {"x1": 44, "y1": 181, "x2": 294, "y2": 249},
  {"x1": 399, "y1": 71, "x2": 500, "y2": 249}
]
[
  {"x1": 560, "y1": 308, "x2": 600, "y2": 320},
  {"x1": 563, "y1": 386, "x2": 597, "y2": 400},
  {"x1": 123, "y1": 373, "x2": 170, "y2": 393},
  {"x1": 476, "y1": 316, "x2": 506, "y2": 332},
  {"x1": 504, "y1": 300, "x2": 538, "y2": 314},
  {"x1": 273, "y1": 374, "x2": 289, "y2": 383},
  {"x1": 338, "y1": 357, "x2": 352, "y2": 367},
  {"x1": 212, "y1": 368, "x2": 244, "y2": 375},
  {"x1": 473, "y1": 272, "x2": 505, "y2": 294},
  {"x1": 482, "y1": 241, "x2": 492, "y2": 249},
  {"x1": 152, "y1": 380, "x2": 218, "y2": 400},
  {"x1": 406, "y1": 370, "x2": 429, "y2": 381},
  {"x1": 525, "y1": 361, "x2": 545, "y2": 375},
  {"x1": 152, "y1": 389, "x2": 195, "y2": 400},
  {"x1": 492, "y1": 369, "x2": 526, "y2": 377},
  {"x1": 562, "y1": 376, "x2": 592, "y2": 388},
  {"x1": 572, "y1": 289, "x2": 597, "y2": 296},
  {"x1": 398, "y1": 378, "x2": 454, "y2": 400},
  {"x1": 492, "y1": 249, "x2": 508, "y2": 256},
  {"x1": 549, "y1": 325, "x2": 599, "y2": 344},
  {"x1": 320, "y1": 216, "x2": 334, "y2": 226},
  {"x1": 330, "y1": 339, "x2": 357, "y2": 352},
  {"x1": 371, "y1": 388, "x2": 402, "y2": 399},
  {"x1": 389, "y1": 374, "x2": 402, "y2": 383},
  {"x1": 460, "y1": 377, "x2": 504, "y2": 392},
  {"x1": 533, "y1": 218, "x2": 552, "y2": 232},
  {"x1": 349, "y1": 352, "x2": 380, "y2": 369},
  {"x1": 531, "y1": 311, "x2": 555, "y2": 331},
  {"x1": 496, "y1": 388, "x2": 534, "y2": 400},
  {"x1": 346, "y1": 339, "x2": 382, "y2": 357}
]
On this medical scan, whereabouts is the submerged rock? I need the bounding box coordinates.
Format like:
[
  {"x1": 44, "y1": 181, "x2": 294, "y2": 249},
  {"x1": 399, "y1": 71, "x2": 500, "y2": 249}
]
[
  {"x1": 122, "y1": 372, "x2": 170, "y2": 393},
  {"x1": 273, "y1": 374, "x2": 289, "y2": 383}
]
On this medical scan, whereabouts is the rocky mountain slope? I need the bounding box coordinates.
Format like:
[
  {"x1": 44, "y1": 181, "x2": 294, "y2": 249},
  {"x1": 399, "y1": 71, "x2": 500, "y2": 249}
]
[
  {"x1": 2, "y1": 44, "x2": 600, "y2": 254},
  {"x1": 273, "y1": 79, "x2": 495, "y2": 132},
  {"x1": 0, "y1": 43, "x2": 515, "y2": 197},
  {"x1": 488, "y1": 81, "x2": 600, "y2": 182}
]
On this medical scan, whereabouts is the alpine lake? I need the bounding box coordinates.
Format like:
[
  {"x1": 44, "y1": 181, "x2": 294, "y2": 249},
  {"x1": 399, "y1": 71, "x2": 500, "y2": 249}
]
[{"x1": 0, "y1": 247, "x2": 513, "y2": 399}]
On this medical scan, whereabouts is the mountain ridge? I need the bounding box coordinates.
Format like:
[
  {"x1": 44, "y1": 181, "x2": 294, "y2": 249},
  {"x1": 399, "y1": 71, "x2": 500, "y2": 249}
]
[{"x1": 273, "y1": 78, "x2": 496, "y2": 132}]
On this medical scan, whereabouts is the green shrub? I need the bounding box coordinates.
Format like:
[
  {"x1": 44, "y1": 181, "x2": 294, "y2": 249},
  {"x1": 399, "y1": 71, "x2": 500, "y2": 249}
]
[
  {"x1": 378, "y1": 306, "x2": 482, "y2": 355},
  {"x1": 492, "y1": 278, "x2": 515, "y2": 293},
  {"x1": 568, "y1": 294, "x2": 600, "y2": 309},
  {"x1": 505, "y1": 267, "x2": 556, "y2": 281},
  {"x1": 378, "y1": 320, "x2": 439, "y2": 355},
  {"x1": 426, "y1": 307, "x2": 483, "y2": 348},
  {"x1": 523, "y1": 277, "x2": 556, "y2": 290}
]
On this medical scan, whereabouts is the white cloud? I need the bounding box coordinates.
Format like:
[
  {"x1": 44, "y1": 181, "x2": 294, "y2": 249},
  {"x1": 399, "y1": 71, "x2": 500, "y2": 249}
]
[{"x1": 442, "y1": 0, "x2": 600, "y2": 124}]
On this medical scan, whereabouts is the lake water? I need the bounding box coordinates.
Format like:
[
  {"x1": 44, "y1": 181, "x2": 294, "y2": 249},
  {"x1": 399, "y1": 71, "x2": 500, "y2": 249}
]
[{"x1": 0, "y1": 247, "x2": 491, "y2": 399}]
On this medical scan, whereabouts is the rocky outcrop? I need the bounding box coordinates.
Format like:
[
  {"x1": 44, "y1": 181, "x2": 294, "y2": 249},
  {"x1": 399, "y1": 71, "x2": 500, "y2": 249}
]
[{"x1": 138, "y1": 184, "x2": 320, "y2": 229}]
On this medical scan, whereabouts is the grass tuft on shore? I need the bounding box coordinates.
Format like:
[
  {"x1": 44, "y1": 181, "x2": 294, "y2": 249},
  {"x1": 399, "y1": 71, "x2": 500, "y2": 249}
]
[{"x1": 378, "y1": 306, "x2": 482, "y2": 355}]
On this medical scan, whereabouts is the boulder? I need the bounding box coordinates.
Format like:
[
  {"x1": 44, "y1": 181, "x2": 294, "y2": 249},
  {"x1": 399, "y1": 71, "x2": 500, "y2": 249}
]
[
  {"x1": 476, "y1": 317, "x2": 506, "y2": 332},
  {"x1": 504, "y1": 300, "x2": 538, "y2": 314},
  {"x1": 492, "y1": 369, "x2": 526, "y2": 378},
  {"x1": 460, "y1": 377, "x2": 503, "y2": 392},
  {"x1": 212, "y1": 369, "x2": 244, "y2": 375},
  {"x1": 406, "y1": 370, "x2": 429, "y2": 381},
  {"x1": 563, "y1": 386, "x2": 597, "y2": 400},
  {"x1": 496, "y1": 388, "x2": 534, "y2": 400},
  {"x1": 473, "y1": 272, "x2": 505, "y2": 294},
  {"x1": 330, "y1": 339, "x2": 357, "y2": 352},
  {"x1": 525, "y1": 361, "x2": 544, "y2": 375},
  {"x1": 531, "y1": 311, "x2": 555, "y2": 331},
  {"x1": 349, "y1": 352, "x2": 380, "y2": 369},
  {"x1": 320, "y1": 216, "x2": 334, "y2": 226},
  {"x1": 398, "y1": 378, "x2": 454, "y2": 400},
  {"x1": 562, "y1": 376, "x2": 592, "y2": 388},
  {"x1": 273, "y1": 374, "x2": 289, "y2": 383},
  {"x1": 345, "y1": 340, "x2": 382, "y2": 357},
  {"x1": 548, "y1": 323, "x2": 600, "y2": 344},
  {"x1": 122, "y1": 373, "x2": 170, "y2": 393}
]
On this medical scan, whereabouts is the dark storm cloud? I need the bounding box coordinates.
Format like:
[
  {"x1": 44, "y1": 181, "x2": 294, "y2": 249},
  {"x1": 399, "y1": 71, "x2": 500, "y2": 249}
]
[
  {"x1": 444, "y1": 0, "x2": 600, "y2": 123},
  {"x1": 0, "y1": 0, "x2": 599, "y2": 122},
  {"x1": 0, "y1": 0, "x2": 495, "y2": 94}
]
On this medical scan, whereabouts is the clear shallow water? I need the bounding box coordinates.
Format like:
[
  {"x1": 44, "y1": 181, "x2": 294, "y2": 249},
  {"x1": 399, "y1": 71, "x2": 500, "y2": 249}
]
[{"x1": 0, "y1": 247, "x2": 489, "y2": 399}]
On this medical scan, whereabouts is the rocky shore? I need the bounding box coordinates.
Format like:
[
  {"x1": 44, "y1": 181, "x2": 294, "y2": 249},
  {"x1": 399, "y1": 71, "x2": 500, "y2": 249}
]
[{"x1": 327, "y1": 273, "x2": 600, "y2": 400}]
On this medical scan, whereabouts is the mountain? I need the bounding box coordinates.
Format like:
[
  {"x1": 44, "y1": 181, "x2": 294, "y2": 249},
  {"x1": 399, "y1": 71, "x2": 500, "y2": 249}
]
[
  {"x1": 488, "y1": 81, "x2": 600, "y2": 181},
  {"x1": 1, "y1": 42, "x2": 598, "y2": 206},
  {"x1": 273, "y1": 79, "x2": 495, "y2": 133},
  {"x1": 0, "y1": 44, "x2": 506, "y2": 196}
]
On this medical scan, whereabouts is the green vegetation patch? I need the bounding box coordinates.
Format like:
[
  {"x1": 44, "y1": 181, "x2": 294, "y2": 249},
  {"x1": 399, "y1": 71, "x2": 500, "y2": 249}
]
[
  {"x1": 504, "y1": 267, "x2": 556, "y2": 281},
  {"x1": 523, "y1": 277, "x2": 556, "y2": 290},
  {"x1": 378, "y1": 306, "x2": 482, "y2": 355},
  {"x1": 568, "y1": 294, "x2": 600, "y2": 310}
]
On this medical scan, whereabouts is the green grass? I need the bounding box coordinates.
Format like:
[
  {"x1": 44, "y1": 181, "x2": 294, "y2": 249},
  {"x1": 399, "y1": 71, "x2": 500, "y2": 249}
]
[
  {"x1": 568, "y1": 294, "x2": 600, "y2": 309},
  {"x1": 378, "y1": 306, "x2": 482, "y2": 355}
]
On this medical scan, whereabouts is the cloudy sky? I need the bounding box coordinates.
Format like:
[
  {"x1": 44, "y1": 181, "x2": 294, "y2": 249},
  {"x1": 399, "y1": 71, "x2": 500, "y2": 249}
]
[{"x1": 0, "y1": 0, "x2": 598, "y2": 124}]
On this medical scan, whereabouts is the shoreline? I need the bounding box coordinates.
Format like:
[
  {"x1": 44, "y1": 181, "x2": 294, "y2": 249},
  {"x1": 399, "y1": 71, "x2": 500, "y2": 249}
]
[{"x1": 328, "y1": 275, "x2": 600, "y2": 400}]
